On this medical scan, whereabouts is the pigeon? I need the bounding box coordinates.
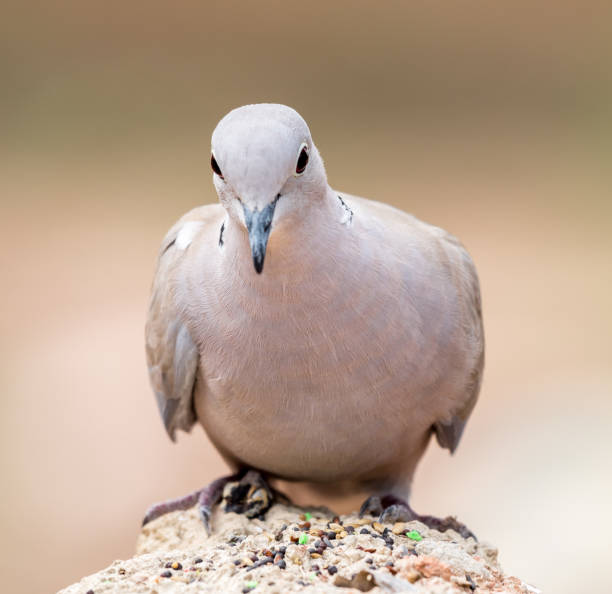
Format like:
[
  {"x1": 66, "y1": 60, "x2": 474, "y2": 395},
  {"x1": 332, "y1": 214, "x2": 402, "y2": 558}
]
[{"x1": 143, "y1": 104, "x2": 484, "y2": 538}]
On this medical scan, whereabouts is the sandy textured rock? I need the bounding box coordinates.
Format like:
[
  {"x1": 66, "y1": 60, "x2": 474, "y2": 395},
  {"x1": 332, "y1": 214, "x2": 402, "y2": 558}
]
[{"x1": 59, "y1": 504, "x2": 540, "y2": 593}]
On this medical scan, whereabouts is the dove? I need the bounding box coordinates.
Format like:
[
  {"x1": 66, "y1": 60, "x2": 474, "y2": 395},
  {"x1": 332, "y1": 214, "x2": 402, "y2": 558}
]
[{"x1": 143, "y1": 104, "x2": 484, "y2": 538}]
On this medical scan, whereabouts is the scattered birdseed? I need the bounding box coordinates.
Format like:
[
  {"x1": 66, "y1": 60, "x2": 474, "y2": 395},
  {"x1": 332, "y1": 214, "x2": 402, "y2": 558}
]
[
  {"x1": 298, "y1": 533, "x2": 309, "y2": 545},
  {"x1": 304, "y1": 512, "x2": 312, "y2": 520},
  {"x1": 327, "y1": 565, "x2": 338, "y2": 575},
  {"x1": 274, "y1": 525, "x2": 286, "y2": 541},
  {"x1": 244, "y1": 580, "x2": 258, "y2": 589},
  {"x1": 160, "y1": 570, "x2": 172, "y2": 578},
  {"x1": 360, "y1": 528, "x2": 370, "y2": 535},
  {"x1": 194, "y1": 558, "x2": 203, "y2": 564},
  {"x1": 334, "y1": 570, "x2": 376, "y2": 591},
  {"x1": 406, "y1": 530, "x2": 423, "y2": 541},
  {"x1": 171, "y1": 561, "x2": 182, "y2": 570}
]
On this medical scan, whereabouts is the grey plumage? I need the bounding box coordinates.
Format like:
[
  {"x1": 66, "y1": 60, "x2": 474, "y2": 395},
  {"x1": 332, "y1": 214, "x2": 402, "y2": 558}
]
[{"x1": 145, "y1": 104, "x2": 484, "y2": 504}]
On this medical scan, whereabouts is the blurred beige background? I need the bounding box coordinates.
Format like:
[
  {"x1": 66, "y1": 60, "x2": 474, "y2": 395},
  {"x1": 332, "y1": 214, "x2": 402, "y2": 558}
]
[{"x1": 1, "y1": 2, "x2": 611, "y2": 593}]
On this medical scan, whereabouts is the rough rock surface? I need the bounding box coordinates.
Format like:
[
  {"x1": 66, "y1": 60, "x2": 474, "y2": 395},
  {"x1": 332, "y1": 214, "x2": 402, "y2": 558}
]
[{"x1": 59, "y1": 504, "x2": 540, "y2": 593}]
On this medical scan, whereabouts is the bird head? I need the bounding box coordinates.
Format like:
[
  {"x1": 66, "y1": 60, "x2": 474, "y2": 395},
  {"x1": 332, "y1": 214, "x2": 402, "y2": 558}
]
[{"x1": 211, "y1": 104, "x2": 327, "y2": 273}]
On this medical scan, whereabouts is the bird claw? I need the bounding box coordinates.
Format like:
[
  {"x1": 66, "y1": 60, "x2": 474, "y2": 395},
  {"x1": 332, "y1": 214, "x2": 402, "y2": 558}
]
[
  {"x1": 359, "y1": 495, "x2": 384, "y2": 518},
  {"x1": 222, "y1": 470, "x2": 274, "y2": 519},
  {"x1": 379, "y1": 503, "x2": 414, "y2": 524},
  {"x1": 359, "y1": 494, "x2": 477, "y2": 540}
]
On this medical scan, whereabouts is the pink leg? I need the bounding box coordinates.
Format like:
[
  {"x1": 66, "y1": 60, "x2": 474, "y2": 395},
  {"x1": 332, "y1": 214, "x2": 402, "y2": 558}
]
[{"x1": 142, "y1": 474, "x2": 239, "y2": 534}]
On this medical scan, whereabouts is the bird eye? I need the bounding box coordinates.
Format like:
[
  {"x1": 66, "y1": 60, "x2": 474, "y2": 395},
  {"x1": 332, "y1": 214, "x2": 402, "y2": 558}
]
[
  {"x1": 211, "y1": 154, "x2": 224, "y2": 179},
  {"x1": 295, "y1": 144, "x2": 309, "y2": 175}
]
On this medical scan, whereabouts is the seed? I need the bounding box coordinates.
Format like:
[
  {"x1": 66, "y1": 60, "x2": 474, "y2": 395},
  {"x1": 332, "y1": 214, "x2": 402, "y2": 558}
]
[
  {"x1": 372, "y1": 522, "x2": 384, "y2": 533},
  {"x1": 360, "y1": 528, "x2": 370, "y2": 535},
  {"x1": 327, "y1": 565, "x2": 338, "y2": 575},
  {"x1": 338, "y1": 531, "x2": 348, "y2": 539},
  {"x1": 345, "y1": 526, "x2": 355, "y2": 534},
  {"x1": 326, "y1": 531, "x2": 336, "y2": 540},
  {"x1": 194, "y1": 558, "x2": 203, "y2": 564},
  {"x1": 310, "y1": 553, "x2": 321, "y2": 558},
  {"x1": 276, "y1": 560, "x2": 286, "y2": 569},
  {"x1": 160, "y1": 570, "x2": 172, "y2": 578},
  {"x1": 171, "y1": 562, "x2": 182, "y2": 570},
  {"x1": 406, "y1": 530, "x2": 423, "y2": 542},
  {"x1": 329, "y1": 522, "x2": 343, "y2": 532}
]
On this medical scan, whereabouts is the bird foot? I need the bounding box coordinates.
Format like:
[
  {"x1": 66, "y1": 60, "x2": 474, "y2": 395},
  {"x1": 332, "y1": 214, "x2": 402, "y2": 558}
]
[
  {"x1": 359, "y1": 494, "x2": 477, "y2": 540},
  {"x1": 142, "y1": 470, "x2": 289, "y2": 534}
]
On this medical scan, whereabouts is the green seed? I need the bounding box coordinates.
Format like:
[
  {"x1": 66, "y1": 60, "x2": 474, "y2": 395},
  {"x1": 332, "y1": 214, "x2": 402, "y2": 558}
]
[
  {"x1": 406, "y1": 530, "x2": 423, "y2": 541},
  {"x1": 304, "y1": 512, "x2": 312, "y2": 520},
  {"x1": 245, "y1": 581, "x2": 258, "y2": 589},
  {"x1": 298, "y1": 533, "x2": 309, "y2": 545}
]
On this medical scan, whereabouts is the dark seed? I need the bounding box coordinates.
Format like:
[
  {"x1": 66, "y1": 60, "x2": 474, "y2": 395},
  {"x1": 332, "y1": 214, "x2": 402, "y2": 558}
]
[
  {"x1": 312, "y1": 564, "x2": 320, "y2": 571},
  {"x1": 366, "y1": 558, "x2": 373, "y2": 564},
  {"x1": 360, "y1": 528, "x2": 370, "y2": 534},
  {"x1": 86, "y1": 591, "x2": 94, "y2": 594},
  {"x1": 326, "y1": 531, "x2": 336, "y2": 540},
  {"x1": 233, "y1": 559, "x2": 241, "y2": 566},
  {"x1": 160, "y1": 570, "x2": 172, "y2": 578},
  {"x1": 165, "y1": 562, "x2": 172, "y2": 568},
  {"x1": 276, "y1": 560, "x2": 286, "y2": 569},
  {"x1": 345, "y1": 526, "x2": 355, "y2": 534},
  {"x1": 250, "y1": 554, "x2": 258, "y2": 562},
  {"x1": 279, "y1": 546, "x2": 287, "y2": 554},
  {"x1": 194, "y1": 558, "x2": 203, "y2": 564},
  {"x1": 328, "y1": 565, "x2": 338, "y2": 575},
  {"x1": 308, "y1": 548, "x2": 317, "y2": 554}
]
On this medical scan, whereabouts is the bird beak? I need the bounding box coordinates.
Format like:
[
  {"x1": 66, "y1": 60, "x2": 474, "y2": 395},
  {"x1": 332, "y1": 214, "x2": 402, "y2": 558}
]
[{"x1": 242, "y1": 200, "x2": 278, "y2": 274}]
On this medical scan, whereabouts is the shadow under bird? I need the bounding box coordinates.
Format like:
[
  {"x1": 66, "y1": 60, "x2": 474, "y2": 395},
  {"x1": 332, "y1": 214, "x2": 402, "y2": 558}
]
[{"x1": 143, "y1": 104, "x2": 484, "y2": 538}]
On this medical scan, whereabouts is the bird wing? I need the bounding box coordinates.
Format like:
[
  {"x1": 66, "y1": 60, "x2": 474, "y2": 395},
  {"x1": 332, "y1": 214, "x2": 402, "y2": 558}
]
[
  {"x1": 145, "y1": 205, "x2": 220, "y2": 441},
  {"x1": 432, "y1": 231, "x2": 485, "y2": 454}
]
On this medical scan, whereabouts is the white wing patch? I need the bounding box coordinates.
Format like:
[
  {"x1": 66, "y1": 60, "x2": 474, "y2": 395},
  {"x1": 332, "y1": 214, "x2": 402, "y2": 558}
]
[{"x1": 175, "y1": 221, "x2": 204, "y2": 250}]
